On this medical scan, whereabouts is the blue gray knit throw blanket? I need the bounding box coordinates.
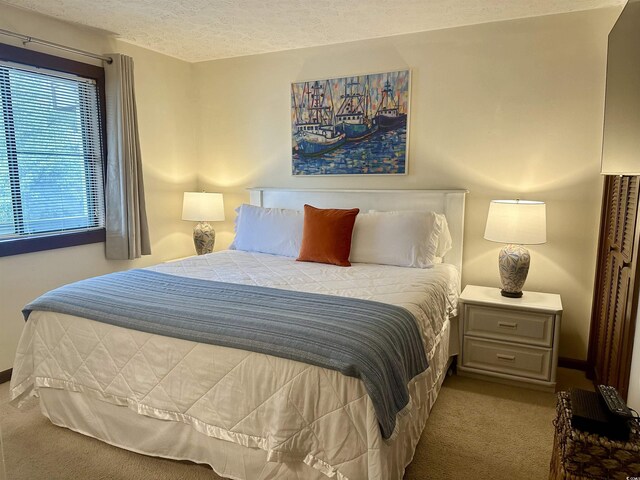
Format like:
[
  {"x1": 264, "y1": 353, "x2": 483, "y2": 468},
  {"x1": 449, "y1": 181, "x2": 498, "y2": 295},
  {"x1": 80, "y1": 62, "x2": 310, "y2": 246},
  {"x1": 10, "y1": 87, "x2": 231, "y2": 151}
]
[{"x1": 23, "y1": 269, "x2": 428, "y2": 438}]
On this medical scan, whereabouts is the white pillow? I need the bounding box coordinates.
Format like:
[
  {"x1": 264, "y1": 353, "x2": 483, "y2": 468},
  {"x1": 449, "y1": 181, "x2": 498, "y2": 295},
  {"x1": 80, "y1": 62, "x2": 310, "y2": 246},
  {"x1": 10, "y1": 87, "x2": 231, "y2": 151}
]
[
  {"x1": 230, "y1": 204, "x2": 303, "y2": 257},
  {"x1": 434, "y1": 213, "x2": 453, "y2": 258},
  {"x1": 350, "y1": 211, "x2": 442, "y2": 268},
  {"x1": 368, "y1": 210, "x2": 453, "y2": 260}
]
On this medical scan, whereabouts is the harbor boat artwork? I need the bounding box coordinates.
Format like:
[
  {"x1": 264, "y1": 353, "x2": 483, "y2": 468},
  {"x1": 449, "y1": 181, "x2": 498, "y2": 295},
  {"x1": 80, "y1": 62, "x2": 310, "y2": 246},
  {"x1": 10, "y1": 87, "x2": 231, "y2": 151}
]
[{"x1": 291, "y1": 70, "x2": 410, "y2": 175}]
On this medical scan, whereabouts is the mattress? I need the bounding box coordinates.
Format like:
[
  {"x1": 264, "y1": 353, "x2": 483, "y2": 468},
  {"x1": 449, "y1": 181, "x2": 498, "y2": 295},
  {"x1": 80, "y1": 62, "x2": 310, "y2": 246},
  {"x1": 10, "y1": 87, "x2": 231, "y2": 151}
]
[{"x1": 10, "y1": 250, "x2": 460, "y2": 480}]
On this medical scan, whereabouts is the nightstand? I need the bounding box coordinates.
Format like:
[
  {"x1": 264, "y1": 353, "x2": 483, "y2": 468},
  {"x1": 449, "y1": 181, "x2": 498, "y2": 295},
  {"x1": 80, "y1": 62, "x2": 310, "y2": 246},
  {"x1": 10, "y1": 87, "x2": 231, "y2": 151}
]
[{"x1": 457, "y1": 285, "x2": 562, "y2": 392}]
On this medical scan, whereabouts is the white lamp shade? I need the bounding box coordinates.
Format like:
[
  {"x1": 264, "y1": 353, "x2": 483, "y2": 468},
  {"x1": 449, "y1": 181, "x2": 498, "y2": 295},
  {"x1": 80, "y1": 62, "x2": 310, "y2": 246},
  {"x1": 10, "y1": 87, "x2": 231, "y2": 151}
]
[
  {"x1": 182, "y1": 192, "x2": 225, "y2": 222},
  {"x1": 484, "y1": 200, "x2": 547, "y2": 245}
]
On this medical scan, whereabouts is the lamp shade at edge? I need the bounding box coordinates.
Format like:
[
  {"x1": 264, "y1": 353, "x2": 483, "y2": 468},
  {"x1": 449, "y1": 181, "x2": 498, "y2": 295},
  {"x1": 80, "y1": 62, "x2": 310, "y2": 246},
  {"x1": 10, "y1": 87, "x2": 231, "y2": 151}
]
[
  {"x1": 182, "y1": 192, "x2": 225, "y2": 222},
  {"x1": 484, "y1": 200, "x2": 546, "y2": 245}
]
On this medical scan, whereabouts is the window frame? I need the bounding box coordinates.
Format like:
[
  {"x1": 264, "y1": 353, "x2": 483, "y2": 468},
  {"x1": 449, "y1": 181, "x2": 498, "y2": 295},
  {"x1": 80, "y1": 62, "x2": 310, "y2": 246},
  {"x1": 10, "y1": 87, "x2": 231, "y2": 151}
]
[{"x1": 0, "y1": 43, "x2": 107, "y2": 257}]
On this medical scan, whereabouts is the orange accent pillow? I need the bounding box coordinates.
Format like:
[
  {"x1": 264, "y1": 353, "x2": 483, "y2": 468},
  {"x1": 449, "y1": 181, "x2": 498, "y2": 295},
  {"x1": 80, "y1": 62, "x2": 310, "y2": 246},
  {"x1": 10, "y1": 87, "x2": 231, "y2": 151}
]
[{"x1": 297, "y1": 204, "x2": 360, "y2": 267}]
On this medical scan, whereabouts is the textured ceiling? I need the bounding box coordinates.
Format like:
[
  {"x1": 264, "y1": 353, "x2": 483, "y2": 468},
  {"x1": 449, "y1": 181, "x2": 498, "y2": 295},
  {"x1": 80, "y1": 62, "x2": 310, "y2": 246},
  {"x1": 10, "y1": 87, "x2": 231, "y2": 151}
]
[{"x1": 2, "y1": 0, "x2": 626, "y2": 62}]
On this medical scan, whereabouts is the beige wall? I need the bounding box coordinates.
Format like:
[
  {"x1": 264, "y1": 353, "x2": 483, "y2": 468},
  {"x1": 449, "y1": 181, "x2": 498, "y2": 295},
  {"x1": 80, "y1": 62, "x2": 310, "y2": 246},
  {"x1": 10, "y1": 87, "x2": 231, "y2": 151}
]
[
  {"x1": 0, "y1": 5, "x2": 623, "y2": 371},
  {"x1": 0, "y1": 4, "x2": 198, "y2": 370},
  {"x1": 194, "y1": 7, "x2": 621, "y2": 360}
]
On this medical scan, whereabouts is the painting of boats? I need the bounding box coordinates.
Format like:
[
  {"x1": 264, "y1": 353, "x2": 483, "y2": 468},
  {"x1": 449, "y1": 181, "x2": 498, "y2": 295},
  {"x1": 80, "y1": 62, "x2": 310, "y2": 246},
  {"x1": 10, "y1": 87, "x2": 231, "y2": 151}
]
[
  {"x1": 335, "y1": 77, "x2": 377, "y2": 141},
  {"x1": 292, "y1": 80, "x2": 346, "y2": 157},
  {"x1": 376, "y1": 79, "x2": 408, "y2": 130},
  {"x1": 291, "y1": 69, "x2": 410, "y2": 175}
]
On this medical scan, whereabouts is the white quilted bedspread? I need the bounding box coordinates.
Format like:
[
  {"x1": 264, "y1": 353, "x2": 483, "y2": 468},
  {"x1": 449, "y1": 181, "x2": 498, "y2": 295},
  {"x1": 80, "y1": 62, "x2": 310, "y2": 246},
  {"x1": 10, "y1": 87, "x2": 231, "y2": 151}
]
[{"x1": 10, "y1": 251, "x2": 459, "y2": 480}]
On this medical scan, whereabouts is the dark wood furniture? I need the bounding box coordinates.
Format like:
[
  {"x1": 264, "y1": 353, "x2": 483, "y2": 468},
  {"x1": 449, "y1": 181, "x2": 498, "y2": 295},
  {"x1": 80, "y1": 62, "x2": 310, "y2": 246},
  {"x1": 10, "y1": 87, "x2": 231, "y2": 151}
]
[{"x1": 587, "y1": 175, "x2": 640, "y2": 399}]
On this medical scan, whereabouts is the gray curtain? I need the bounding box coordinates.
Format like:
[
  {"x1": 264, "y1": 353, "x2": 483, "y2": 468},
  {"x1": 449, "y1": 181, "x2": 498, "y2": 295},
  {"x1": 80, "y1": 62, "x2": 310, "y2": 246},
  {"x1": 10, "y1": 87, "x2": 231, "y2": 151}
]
[{"x1": 104, "y1": 53, "x2": 151, "y2": 260}]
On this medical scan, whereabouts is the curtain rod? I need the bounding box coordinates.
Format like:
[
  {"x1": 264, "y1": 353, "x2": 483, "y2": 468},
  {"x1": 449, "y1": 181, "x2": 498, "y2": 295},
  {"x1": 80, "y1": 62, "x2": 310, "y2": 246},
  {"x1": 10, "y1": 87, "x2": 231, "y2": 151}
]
[{"x1": 0, "y1": 28, "x2": 113, "y2": 64}]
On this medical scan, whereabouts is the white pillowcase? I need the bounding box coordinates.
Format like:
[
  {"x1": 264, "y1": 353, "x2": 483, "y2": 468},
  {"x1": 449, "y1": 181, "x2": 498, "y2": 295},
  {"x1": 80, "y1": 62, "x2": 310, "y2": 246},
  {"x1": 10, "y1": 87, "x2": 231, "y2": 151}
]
[
  {"x1": 350, "y1": 211, "x2": 442, "y2": 268},
  {"x1": 229, "y1": 204, "x2": 453, "y2": 267},
  {"x1": 230, "y1": 204, "x2": 303, "y2": 257},
  {"x1": 434, "y1": 213, "x2": 453, "y2": 258}
]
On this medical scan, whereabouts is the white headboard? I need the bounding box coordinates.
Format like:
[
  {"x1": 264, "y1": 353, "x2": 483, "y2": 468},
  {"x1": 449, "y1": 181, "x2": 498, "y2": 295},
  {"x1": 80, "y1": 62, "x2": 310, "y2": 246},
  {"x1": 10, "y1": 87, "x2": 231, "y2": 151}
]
[{"x1": 248, "y1": 188, "x2": 467, "y2": 280}]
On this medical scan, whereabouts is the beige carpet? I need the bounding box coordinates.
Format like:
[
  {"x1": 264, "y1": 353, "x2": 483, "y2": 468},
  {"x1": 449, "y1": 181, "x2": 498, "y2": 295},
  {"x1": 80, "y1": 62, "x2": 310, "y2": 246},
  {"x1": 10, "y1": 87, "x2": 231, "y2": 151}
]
[{"x1": 0, "y1": 368, "x2": 590, "y2": 479}]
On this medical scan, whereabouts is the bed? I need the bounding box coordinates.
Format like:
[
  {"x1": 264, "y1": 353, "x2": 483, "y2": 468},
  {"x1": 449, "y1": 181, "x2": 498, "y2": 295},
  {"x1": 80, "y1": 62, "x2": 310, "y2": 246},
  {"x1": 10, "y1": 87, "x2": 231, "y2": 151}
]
[{"x1": 9, "y1": 188, "x2": 467, "y2": 480}]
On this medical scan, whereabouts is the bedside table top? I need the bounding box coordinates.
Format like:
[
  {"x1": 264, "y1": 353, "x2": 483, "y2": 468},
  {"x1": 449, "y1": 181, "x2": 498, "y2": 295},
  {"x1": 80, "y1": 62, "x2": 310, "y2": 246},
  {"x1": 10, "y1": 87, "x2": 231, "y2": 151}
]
[{"x1": 460, "y1": 285, "x2": 562, "y2": 313}]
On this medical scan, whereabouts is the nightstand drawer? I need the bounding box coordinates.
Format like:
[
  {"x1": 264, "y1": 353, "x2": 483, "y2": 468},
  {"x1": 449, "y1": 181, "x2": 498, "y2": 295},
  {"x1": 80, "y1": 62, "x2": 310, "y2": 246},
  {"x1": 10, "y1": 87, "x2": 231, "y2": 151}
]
[
  {"x1": 461, "y1": 337, "x2": 551, "y2": 381},
  {"x1": 463, "y1": 304, "x2": 554, "y2": 347}
]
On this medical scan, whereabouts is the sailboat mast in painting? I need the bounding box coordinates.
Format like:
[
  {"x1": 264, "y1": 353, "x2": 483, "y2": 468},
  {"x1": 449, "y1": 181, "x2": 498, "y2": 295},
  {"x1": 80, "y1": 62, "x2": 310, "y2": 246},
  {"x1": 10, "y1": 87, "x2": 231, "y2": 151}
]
[
  {"x1": 291, "y1": 69, "x2": 410, "y2": 175},
  {"x1": 293, "y1": 81, "x2": 345, "y2": 156},
  {"x1": 335, "y1": 77, "x2": 377, "y2": 141},
  {"x1": 376, "y1": 79, "x2": 408, "y2": 130}
]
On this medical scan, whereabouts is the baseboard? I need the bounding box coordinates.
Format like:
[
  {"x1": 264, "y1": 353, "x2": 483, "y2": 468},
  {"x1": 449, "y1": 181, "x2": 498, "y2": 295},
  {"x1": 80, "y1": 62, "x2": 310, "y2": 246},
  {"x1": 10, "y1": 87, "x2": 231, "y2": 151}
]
[
  {"x1": 558, "y1": 357, "x2": 588, "y2": 371},
  {"x1": 0, "y1": 368, "x2": 12, "y2": 384}
]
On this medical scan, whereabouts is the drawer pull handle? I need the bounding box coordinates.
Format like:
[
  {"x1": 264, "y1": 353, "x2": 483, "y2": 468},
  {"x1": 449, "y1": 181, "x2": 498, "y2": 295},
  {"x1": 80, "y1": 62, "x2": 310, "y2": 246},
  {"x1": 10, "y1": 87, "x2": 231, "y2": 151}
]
[
  {"x1": 496, "y1": 354, "x2": 516, "y2": 361},
  {"x1": 497, "y1": 321, "x2": 518, "y2": 329}
]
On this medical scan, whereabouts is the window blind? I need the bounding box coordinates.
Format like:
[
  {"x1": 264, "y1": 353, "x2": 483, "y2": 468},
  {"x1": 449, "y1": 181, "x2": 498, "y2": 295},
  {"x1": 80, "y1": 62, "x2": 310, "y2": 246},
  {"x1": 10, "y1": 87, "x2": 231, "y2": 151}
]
[{"x1": 0, "y1": 60, "x2": 105, "y2": 240}]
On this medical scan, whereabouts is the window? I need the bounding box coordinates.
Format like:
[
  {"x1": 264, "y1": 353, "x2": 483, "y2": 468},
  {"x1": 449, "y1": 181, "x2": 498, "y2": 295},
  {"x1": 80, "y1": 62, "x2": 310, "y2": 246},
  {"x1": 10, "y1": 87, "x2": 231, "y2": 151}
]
[{"x1": 0, "y1": 44, "x2": 106, "y2": 257}]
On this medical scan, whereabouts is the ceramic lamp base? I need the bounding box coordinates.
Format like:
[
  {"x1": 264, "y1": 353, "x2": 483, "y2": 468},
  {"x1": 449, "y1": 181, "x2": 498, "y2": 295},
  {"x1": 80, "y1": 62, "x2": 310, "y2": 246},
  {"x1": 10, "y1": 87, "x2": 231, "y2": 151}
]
[
  {"x1": 193, "y1": 222, "x2": 215, "y2": 255},
  {"x1": 498, "y1": 244, "x2": 530, "y2": 298}
]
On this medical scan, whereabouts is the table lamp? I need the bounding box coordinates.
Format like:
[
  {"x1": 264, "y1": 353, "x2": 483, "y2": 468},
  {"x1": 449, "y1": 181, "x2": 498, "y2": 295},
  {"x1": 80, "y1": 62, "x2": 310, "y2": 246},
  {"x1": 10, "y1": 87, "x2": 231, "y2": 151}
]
[
  {"x1": 484, "y1": 199, "x2": 546, "y2": 298},
  {"x1": 182, "y1": 192, "x2": 225, "y2": 255}
]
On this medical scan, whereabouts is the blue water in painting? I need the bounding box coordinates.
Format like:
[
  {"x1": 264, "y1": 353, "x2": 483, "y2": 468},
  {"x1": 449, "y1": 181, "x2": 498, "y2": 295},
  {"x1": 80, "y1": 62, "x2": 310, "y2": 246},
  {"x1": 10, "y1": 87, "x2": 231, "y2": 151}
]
[{"x1": 292, "y1": 127, "x2": 407, "y2": 175}]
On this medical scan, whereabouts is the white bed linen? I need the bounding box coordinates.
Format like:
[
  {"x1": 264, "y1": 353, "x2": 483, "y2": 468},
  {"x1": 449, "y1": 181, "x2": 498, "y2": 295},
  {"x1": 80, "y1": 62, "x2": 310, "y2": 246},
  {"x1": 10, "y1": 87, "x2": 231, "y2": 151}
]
[
  {"x1": 10, "y1": 250, "x2": 460, "y2": 480},
  {"x1": 151, "y1": 251, "x2": 459, "y2": 354}
]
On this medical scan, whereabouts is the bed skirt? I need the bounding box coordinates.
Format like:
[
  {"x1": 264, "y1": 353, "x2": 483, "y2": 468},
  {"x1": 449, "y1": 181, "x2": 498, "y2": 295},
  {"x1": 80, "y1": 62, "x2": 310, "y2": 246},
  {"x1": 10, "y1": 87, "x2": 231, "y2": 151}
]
[{"x1": 35, "y1": 319, "x2": 453, "y2": 480}]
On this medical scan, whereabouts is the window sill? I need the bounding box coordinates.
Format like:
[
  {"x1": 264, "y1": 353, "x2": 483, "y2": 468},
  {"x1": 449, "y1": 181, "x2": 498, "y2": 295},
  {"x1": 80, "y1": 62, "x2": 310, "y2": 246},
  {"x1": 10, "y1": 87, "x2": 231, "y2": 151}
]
[{"x1": 0, "y1": 229, "x2": 105, "y2": 257}]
